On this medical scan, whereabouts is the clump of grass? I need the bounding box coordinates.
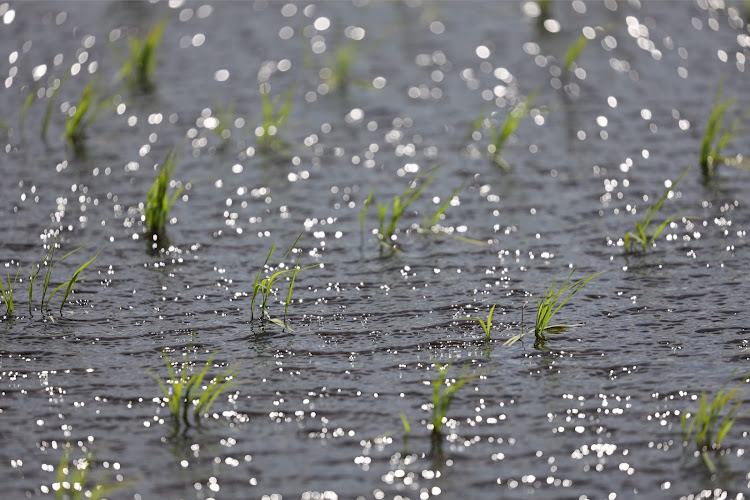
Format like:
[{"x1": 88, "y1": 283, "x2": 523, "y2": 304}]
[
  {"x1": 52, "y1": 443, "x2": 124, "y2": 500},
  {"x1": 144, "y1": 146, "x2": 183, "y2": 243},
  {"x1": 64, "y1": 80, "x2": 110, "y2": 155},
  {"x1": 120, "y1": 18, "x2": 167, "y2": 93},
  {"x1": 681, "y1": 384, "x2": 743, "y2": 473},
  {"x1": 360, "y1": 166, "x2": 439, "y2": 251},
  {"x1": 623, "y1": 168, "x2": 689, "y2": 254},
  {"x1": 151, "y1": 350, "x2": 239, "y2": 428},
  {"x1": 699, "y1": 81, "x2": 748, "y2": 180},
  {"x1": 255, "y1": 84, "x2": 294, "y2": 155},
  {"x1": 461, "y1": 303, "x2": 496, "y2": 340},
  {"x1": 429, "y1": 362, "x2": 476, "y2": 436},
  {"x1": 0, "y1": 265, "x2": 21, "y2": 316},
  {"x1": 321, "y1": 39, "x2": 370, "y2": 93},
  {"x1": 505, "y1": 268, "x2": 602, "y2": 349},
  {"x1": 251, "y1": 235, "x2": 316, "y2": 331},
  {"x1": 472, "y1": 91, "x2": 537, "y2": 171},
  {"x1": 28, "y1": 235, "x2": 101, "y2": 316},
  {"x1": 204, "y1": 98, "x2": 235, "y2": 150}
]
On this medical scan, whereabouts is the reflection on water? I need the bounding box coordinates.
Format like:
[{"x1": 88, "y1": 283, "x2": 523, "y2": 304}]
[{"x1": 1, "y1": 0, "x2": 750, "y2": 498}]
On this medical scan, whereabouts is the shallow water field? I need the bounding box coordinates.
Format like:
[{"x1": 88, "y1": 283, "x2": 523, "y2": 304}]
[{"x1": 2, "y1": 1, "x2": 750, "y2": 499}]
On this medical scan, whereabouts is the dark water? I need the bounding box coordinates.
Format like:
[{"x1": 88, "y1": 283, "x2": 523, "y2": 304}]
[{"x1": 1, "y1": 1, "x2": 750, "y2": 499}]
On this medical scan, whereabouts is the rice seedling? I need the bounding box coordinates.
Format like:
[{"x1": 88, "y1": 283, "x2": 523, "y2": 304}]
[
  {"x1": 699, "y1": 81, "x2": 748, "y2": 180},
  {"x1": 0, "y1": 265, "x2": 21, "y2": 316},
  {"x1": 504, "y1": 268, "x2": 602, "y2": 349},
  {"x1": 144, "y1": 146, "x2": 183, "y2": 243},
  {"x1": 360, "y1": 189, "x2": 375, "y2": 244},
  {"x1": 255, "y1": 84, "x2": 294, "y2": 155},
  {"x1": 623, "y1": 168, "x2": 689, "y2": 254},
  {"x1": 64, "y1": 80, "x2": 110, "y2": 155},
  {"x1": 52, "y1": 443, "x2": 124, "y2": 500},
  {"x1": 321, "y1": 39, "x2": 370, "y2": 93},
  {"x1": 28, "y1": 235, "x2": 98, "y2": 316},
  {"x1": 361, "y1": 166, "x2": 439, "y2": 251},
  {"x1": 41, "y1": 72, "x2": 70, "y2": 143},
  {"x1": 429, "y1": 362, "x2": 476, "y2": 436},
  {"x1": 48, "y1": 248, "x2": 102, "y2": 315},
  {"x1": 204, "y1": 98, "x2": 235, "y2": 149},
  {"x1": 472, "y1": 91, "x2": 537, "y2": 171},
  {"x1": 151, "y1": 350, "x2": 239, "y2": 428},
  {"x1": 681, "y1": 384, "x2": 744, "y2": 473},
  {"x1": 120, "y1": 18, "x2": 167, "y2": 93},
  {"x1": 250, "y1": 235, "x2": 316, "y2": 330},
  {"x1": 461, "y1": 303, "x2": 496, "y2": 340}
]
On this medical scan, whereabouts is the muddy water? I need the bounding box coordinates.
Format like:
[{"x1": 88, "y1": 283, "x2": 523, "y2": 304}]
[{"x1": 1, "y1": 1, "x2": 750, "y2": 499}]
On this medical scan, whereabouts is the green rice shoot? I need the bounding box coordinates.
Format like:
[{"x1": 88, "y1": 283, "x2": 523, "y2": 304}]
[
  {"x1": 251, "y1": 235, "x2": 316, "y2": 330},
  {"x1": 360, "y1": 189, "x2": 375, "y2": 241},
  {"x1": 120, "y1": 18, "x2": 167, "y2": 93},
  {"x1": 145, "y1": 146, "x2": 183, "y2": 242},
  {"x1": 64, "y1": 80, "x2": 110, "y2": 154},
  {"x1": 681, "y1": 384, "x2": 743, "y2": 473},
  {"x1": 422, "y1": 183, "x2": 463, "y2": 231},
  {"x1": 473, "y1": 91, "x2": 537, "y2": 171},
  {"x1": 361, "y1": 166, "x2": 440, "y2": 251},
  {"x1": 322, "y1": 39, "x2": 370, "y2": 92},
  {"x1": 151, "y1": 350, "x2": 239, "y2": 427},
  {"x1": 623, "y1": 168, "x2": 689, "y2": 254},
  {"x1": 52, "y1": 443, "x2": 124, "y2": 500},
  {"x1": 0, "y1": 265, "x2": 21, "y2": 316},
  {"x1": 207, "y1": 98, "x2": 235, "y2": 149},
  {"x1": 48, "y1": 248, "x2": 102, "y2": 315},
  {"x1": 505, "y1": 268, "x2": 602, "y2": 349},
  {"x1": 461, "y1": 303, "x2": 496, "y2": 340},
  {"x1": 699, "y1": 80, "x2": 748, "y2": 180},
  {"x1": 41, "y1": 72, "x2": 70, "y2": 142},
  {"x1": 563, "y1": 34, "x2": 589, "y2": 73},
  {"x1": 400, "y1": 411, "x2": 411, "y2": 435},
  {"x1": 430, "y1": 362, "x2": 475, "y2": 436},
  {"x1": 256, "y1": 84, "x2": 294, "y2": 154}
]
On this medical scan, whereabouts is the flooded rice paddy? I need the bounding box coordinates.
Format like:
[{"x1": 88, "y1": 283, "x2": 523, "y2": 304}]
[{"x1": 1, "y1": 1, "x2": 750, "y2": 498}]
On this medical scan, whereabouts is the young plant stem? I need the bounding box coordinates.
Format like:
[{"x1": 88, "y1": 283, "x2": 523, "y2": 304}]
[
  {"x1": 145, "y1": 146, "x2": 183, "y2": 243},
  {"x1": 0, "y1": 266, "x2": 21, "y2": 316},
  {"x1": 504, "y1": 268, "x2": 602, "y2": 349},
  {"x1": 430, "y1": 362, "x2": 475, "y2": 436},
  {"x1": 681, "y1": 384, "x2": 743, "y2": 473},
  {"x1": 461, "y1": 303, "x2": 496, "y2": 340},
  {"x1": 150, "y1": 350, "x2": 239, "y2": 428},
  {"x1": 121, "y1": 18, "x2": 167, "y2": 93},
  {"x1": 623, "y1": 168, "x2": 690, "y2": 254},
  {"x1": 699, "y1": 80, "x2": 748, "y2": 180}
]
